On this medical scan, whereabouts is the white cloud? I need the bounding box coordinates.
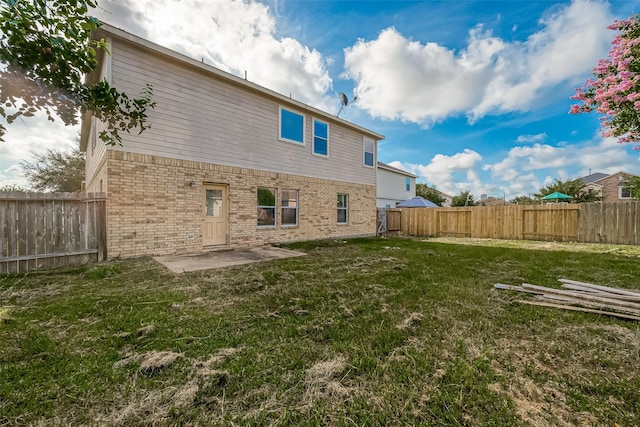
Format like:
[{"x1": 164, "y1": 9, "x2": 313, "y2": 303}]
[
  {"x1": 516, "y1": 133, "x2": 547, "y2": 144},
  {"x1": 386, "y1": 132, "x2": 640, "y2": 201},
  {"x1": 93, "y1": 0, "x2": 334, "y2": 110},
  {"x1": 343, "y1": 0, "x2": 613, "y2": 125},
  {"x1": 481, "y1": 133, "x2": 640, "y2": 197},
  {"x1": 0, "y1": 113, "x2": 79, "y2": 188},
  {"x1": 392, "y1": 149, "x2": 485, "y2": 195}
]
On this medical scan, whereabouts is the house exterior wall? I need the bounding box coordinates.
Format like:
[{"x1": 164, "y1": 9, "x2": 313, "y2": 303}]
[
  {"x1": 104, "y1": 151, "x2": 376, "y2": 258},
  {"x1": 376, "y1": 167, "x2": 415, "y2": 208},
  {"x1": 596, "y1": 172, "x2": 633, "y2": 202},
  {"x1": 80, "y1": 26, "x2": 382, "y2": 258},
  {"x1": 105, "y1": 34, "x2": 377, "y2": 186}
]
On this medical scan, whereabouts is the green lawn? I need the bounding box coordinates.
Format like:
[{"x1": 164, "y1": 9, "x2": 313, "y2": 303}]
[{"x1": 1, "y1": 237, "x2": 639, "y2": 426}]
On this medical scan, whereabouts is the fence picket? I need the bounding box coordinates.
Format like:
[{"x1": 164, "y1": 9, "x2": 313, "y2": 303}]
[
  {"x1": 0, "y1": 192, "x2": 106, "y2": 274},
  {"x1": 400, "y1": 202, "x2": 639, "y2": 245}
]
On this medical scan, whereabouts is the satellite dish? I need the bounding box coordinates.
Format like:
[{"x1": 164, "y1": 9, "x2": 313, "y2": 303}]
[
  {"x1": 336, "y1": 92, "x2": 357, "y2": 118},
  {"x1": 339, "y1": 92, "x2": 349, "y2": 106}
]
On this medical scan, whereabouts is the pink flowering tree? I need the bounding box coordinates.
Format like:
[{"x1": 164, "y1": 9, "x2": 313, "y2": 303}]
[{"x1": 570, "y1": 16, "x2": 640, "y2": 149}]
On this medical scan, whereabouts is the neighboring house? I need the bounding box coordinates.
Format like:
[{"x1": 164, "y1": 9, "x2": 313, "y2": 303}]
[
  {"x1": 581, "y1": 171, "x2": 639, "y2": 202},
  {"x1": 437, "y1": 190, "x2": 453, "y2": 207},
  {"x1": 80, "y1": 24, "x2": 384, "y2": 259},
  {"x1": 479, "y1": 196, "x2": 510, "y2": 206},
  {"x1": 376, "y1": 162, "x2": 416, "y2": 208}
]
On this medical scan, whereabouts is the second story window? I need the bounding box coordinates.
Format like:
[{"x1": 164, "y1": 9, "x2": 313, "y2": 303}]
[
  {"x1": 280, "y1": 107, "x2": 305, "y2": 144},
  {"x1": 313, "y1": 119, "x2": 328, "y2": 156},
  {"x1": 363, "y1": 138, "x2": 375, "y2": 167},
  {"x1": 406, "y1": 177, "x2": 410, "y2": 191}
]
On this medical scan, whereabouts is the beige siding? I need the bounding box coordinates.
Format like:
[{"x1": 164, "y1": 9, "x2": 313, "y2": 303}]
[
  {"x1": 85, "y1": 117, "x2": 109, "y2": 191},
  {"x1": 107, "y1": 38, "x2": 377, "y2": 186},
  {"x1": 376, "y1": 167, "x2": 415, "y2": 207}
]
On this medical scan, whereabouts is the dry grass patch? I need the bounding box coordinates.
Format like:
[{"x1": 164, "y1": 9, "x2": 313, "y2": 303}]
[{"x1": 3, "y1": 237, "x2": 640, "y2": 425}]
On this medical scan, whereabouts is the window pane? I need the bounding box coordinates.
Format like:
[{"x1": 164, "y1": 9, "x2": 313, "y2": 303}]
[
  {"x1": 314, "y1": 120, "x2": 327, "y2": 138},
  {"x1": 258, "y1": 187, "x2": 276, "y2": 206},
  {"x1": 364, "y1": 138, "x2": 374, "y2": 166},
  {"x1": 406, "y1": 177, "x2": 410, "y2": 191},
  {"x1": 257, "y1": 208, "x2": 276, "y2": 226},
  {"x1": 282, "y1": 207, "x2": 297, "y2": 225},
  {"x1": 281, "y1": 190, "x2": 298, "y2": 207},
  {"x1": 364, "y1": 152, "x2": 374, "y2": 166},
  {"x1": 281, "y1": 109, "x2": 304, "y2": 143},
  {"x1": 258, "y1": 187, "x2": 276, "y2": 227},
  {"x1": 337, "y1": 193, "x2": 348, "y2": 224},
  {"x1": 337, "y1": 209, "x2": 347, "y2": 224},
  {"x1": 206, "y1": 189, "x2": 223, "y2": 217},
  {"x1": 314, "y1": 136, "x2": 327, "y2": 155}
]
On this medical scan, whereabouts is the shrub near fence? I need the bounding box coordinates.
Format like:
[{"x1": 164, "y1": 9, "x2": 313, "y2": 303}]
[
  {"x1": 401, "y1": 202, "x2": 640, "y2": 245},
  {"x1": 0, "y1": 192, "x2": 106, "y2": 274}
]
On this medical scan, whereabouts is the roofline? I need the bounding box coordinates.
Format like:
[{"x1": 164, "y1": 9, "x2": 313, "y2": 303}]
[
  {"x1": 90, "y1": 23, "x2": 384, "y2": 142},
  {"x1": 592, "y1": 171, "x2": 639, "y2": 183},
  {"x1": 376, "y1": 161, "x2": 417, "y2": 178}
]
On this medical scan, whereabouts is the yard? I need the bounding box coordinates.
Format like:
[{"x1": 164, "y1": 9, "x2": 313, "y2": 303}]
[{"x1": 1, "y1": 237, "x2": 639, "y2": 425}]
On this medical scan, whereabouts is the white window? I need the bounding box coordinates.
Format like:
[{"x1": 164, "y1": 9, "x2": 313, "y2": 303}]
[
  {"x1": 312, "y1": 119, "x2": 329, "y2": 156},
  {"x1": 620, "y1": 187, "x2": 632, "y2": 199},
  {"x1": 281, "y1": 189, "x2": 298, "y2": 226},
  {"x1": 279, "y1": 107, "x2": 305, "y2": 144},
  {"x1": 337, "y1": 194, "x2": 348, "y2": 224},
  {"x1": 363, "y1": 138, "x2": 375, "y2": 167},
  {"x1": 257, "y1": 187, "x2": 277, "y2": 227}
]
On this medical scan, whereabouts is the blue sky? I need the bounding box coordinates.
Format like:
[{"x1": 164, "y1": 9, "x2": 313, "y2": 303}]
[{"x1": 2, "y1": 0, "x2": 640, "y2": 199}]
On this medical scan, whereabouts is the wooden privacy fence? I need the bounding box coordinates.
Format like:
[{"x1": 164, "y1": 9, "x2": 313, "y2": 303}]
[
  {"x1": 401, "y1": 202, "x2": 640, "y2": 245},
  {"x1": 0, "y1": 192, "x2": 106, "y2": 274}
]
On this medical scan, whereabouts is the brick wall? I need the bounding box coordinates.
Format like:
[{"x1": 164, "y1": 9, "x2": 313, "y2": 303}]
[
  {"x1": 104, "y1": 151, "x2": 376, "y2": 258},
  {"x1": 597, "y1": 173, "x2": 631, "y2": 202}
]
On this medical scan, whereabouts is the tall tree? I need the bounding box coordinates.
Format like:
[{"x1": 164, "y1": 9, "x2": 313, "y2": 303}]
[
  {"x1": 415, "y1": 183, "x2": 445, "y2": 206},
  {"x1": 534, "y1": 178, "x2": 601, "y2": 203},
  {"x1": 0, "y1": 0, "x2": 155, "y2": 145},
  {"x1": 0, "y1": 184, "x2": 27, "y2": 192},
  {"x1": 570, "y1": 15, "x2": 640, "y2": 149},
  {"x1": 624, "y1": 176, "x2": 640, "y2": 200},
  {"x1": 509, "y1": 195, "x2": 538, "y2": 205},
  {"x1": 451, "y1": 190, "x2": 475, "y2": 207},
  {"x1": 21, "y1": 147, "x2": 85, "y2": 192}
]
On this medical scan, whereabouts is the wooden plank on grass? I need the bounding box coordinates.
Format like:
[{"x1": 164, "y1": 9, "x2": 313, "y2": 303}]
[
  {"x1": 558, "y1": 279, "x2": 640, "y2": 298},
  {"x1": 522, "y1": 283, "x2": 640, "y2": 311},
  {"x1": 494, "y1": 283, "x2": 542, "y2": 293},
  {"x1": 560, "y1": 284, "x2": 640, "y2": 302},
  {"x1": 517, "y1": 300, "x2": 640, "y2": 321},
  {"x1": 537, "y1": 294, "x2": 640, "y2": 316}
]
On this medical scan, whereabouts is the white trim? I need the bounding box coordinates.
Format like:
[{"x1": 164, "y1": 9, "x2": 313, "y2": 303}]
[
  {"x1": 337, "y1": 193, "x2": 349, "y2": 224},
  {"x1": 619, "y1": 187, "x2": 632, "y2": 199},
  {"x1": 278, "y1": 106, "x2": 306, "y2": 146}
]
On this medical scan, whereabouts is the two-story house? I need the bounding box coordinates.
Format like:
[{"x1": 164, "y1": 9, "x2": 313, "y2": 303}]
[
  {"x1": 80, "y1": 24, "x2": 384, "y2": 258},
  {"x1": 581, "y1": 171, "x2": 639, "y2": 202},
  {"x1": 376, "y1": 162, "x2": 416, "y2": 208}
]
